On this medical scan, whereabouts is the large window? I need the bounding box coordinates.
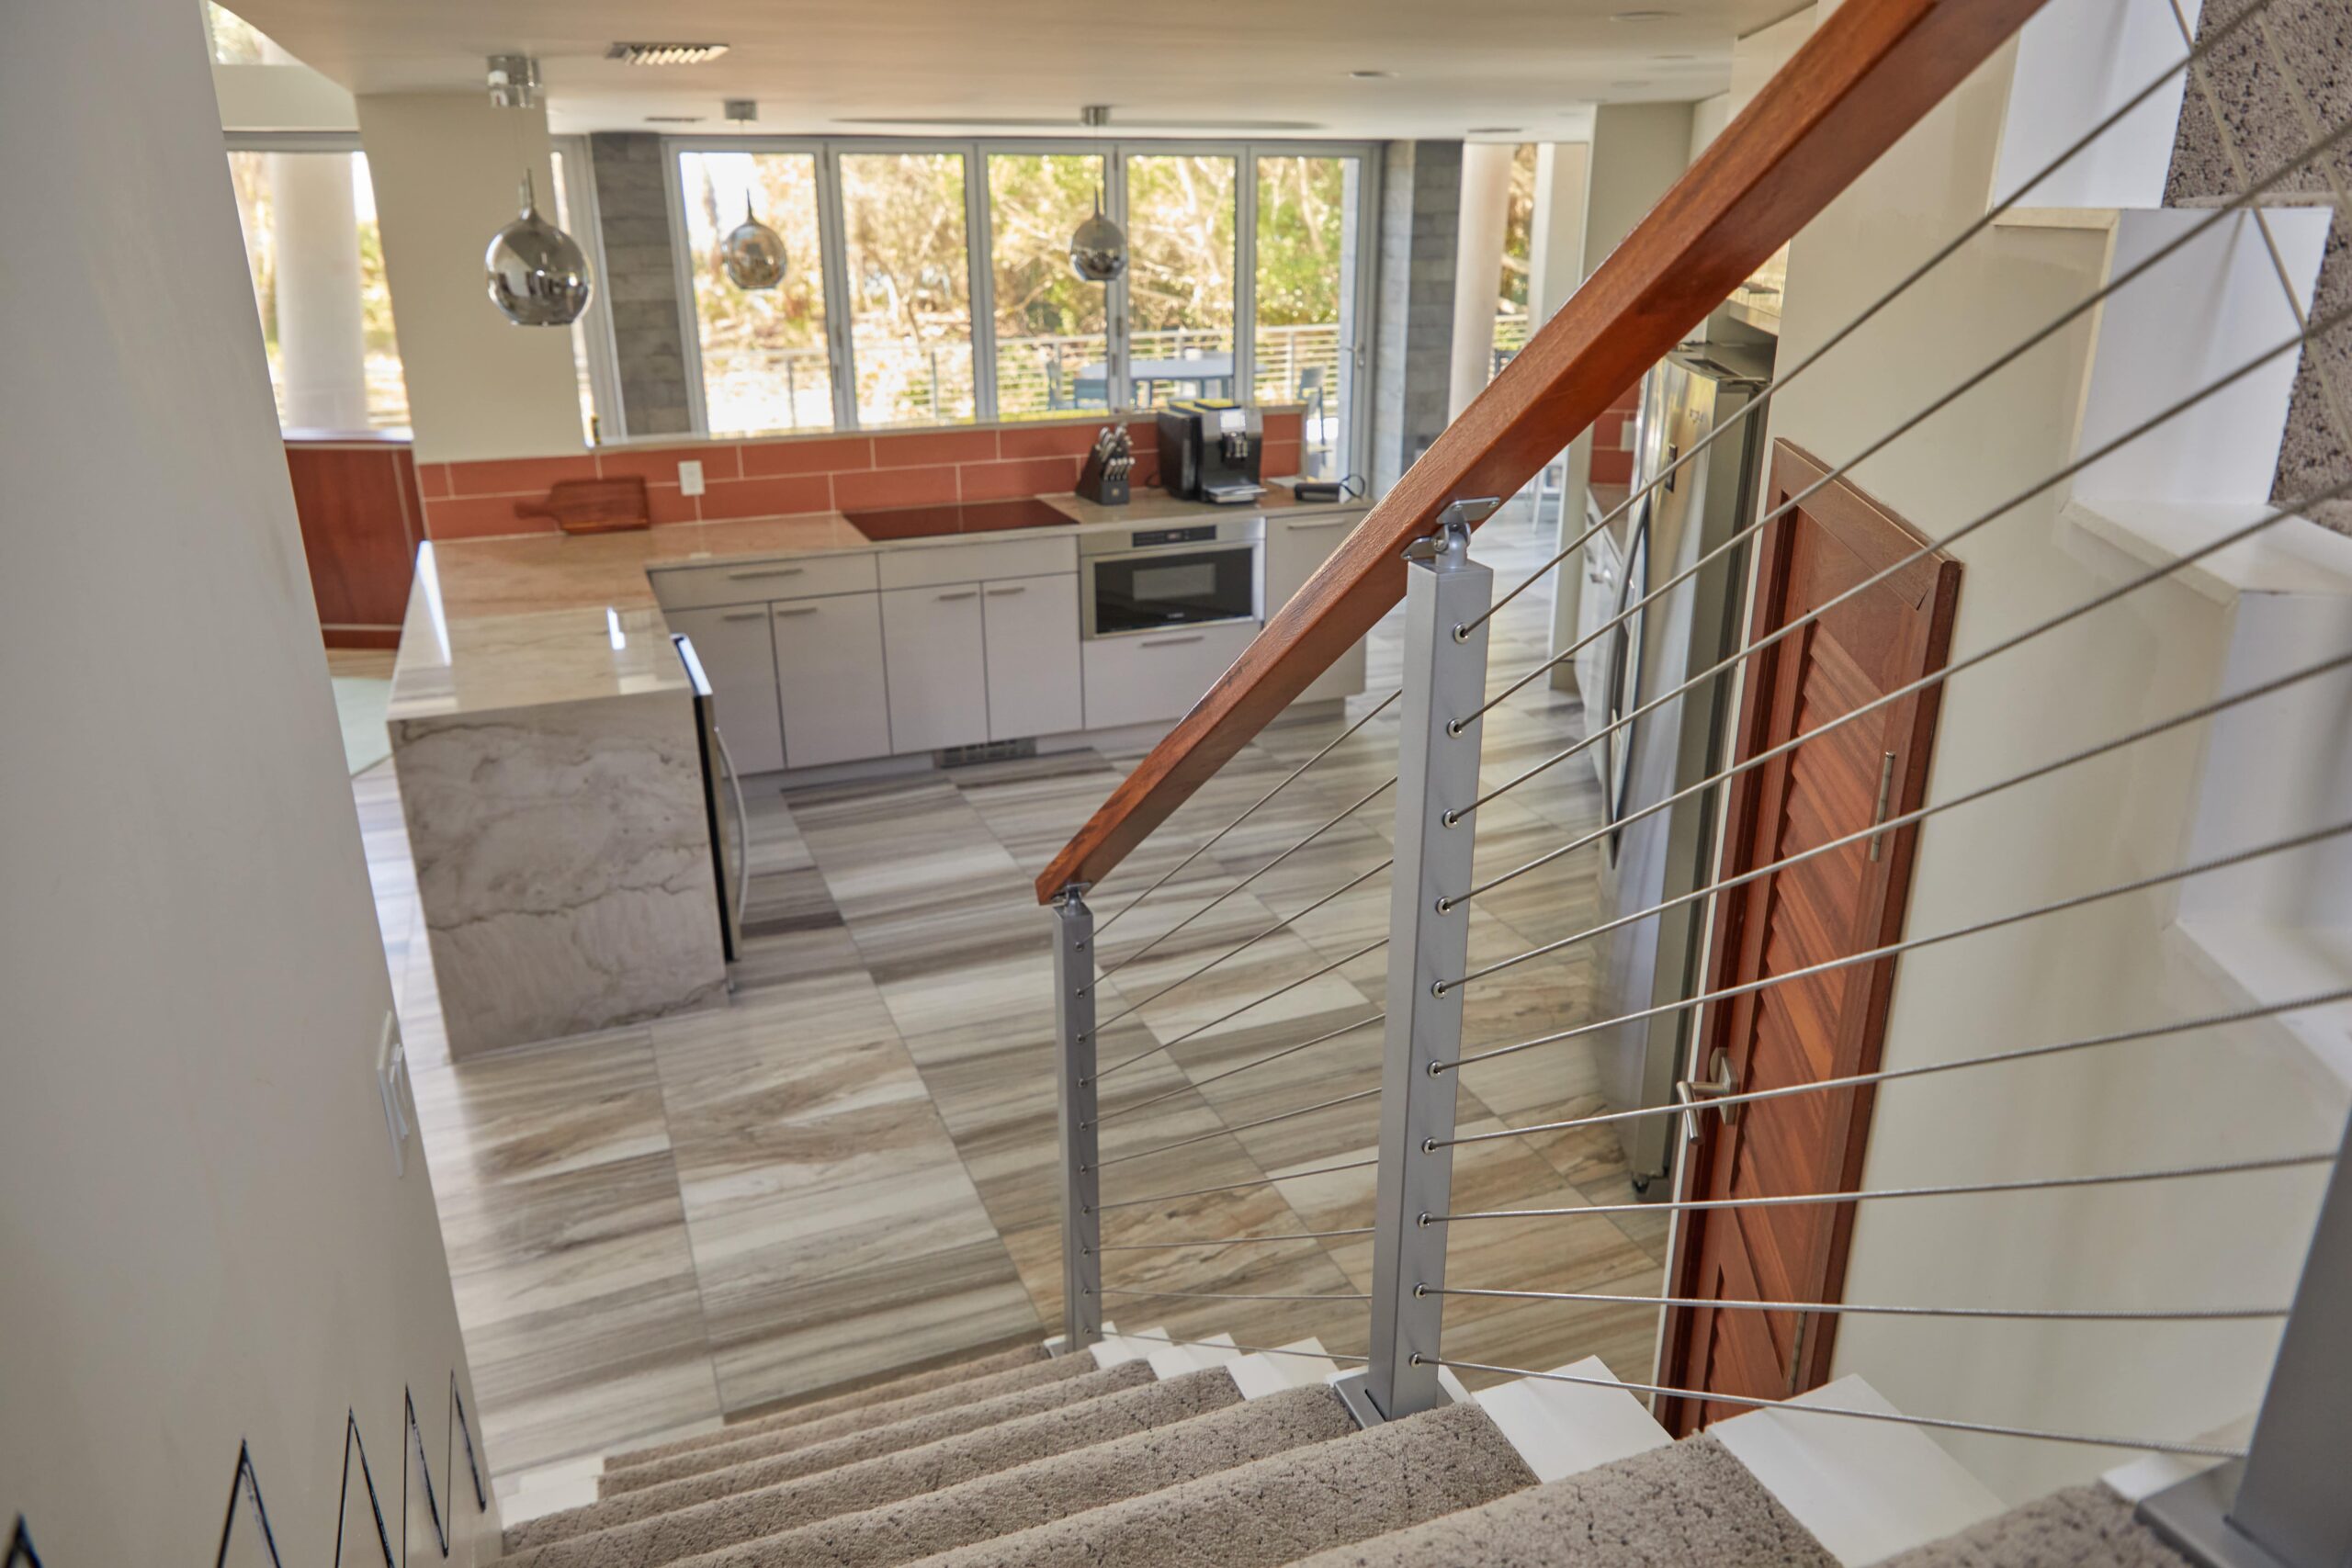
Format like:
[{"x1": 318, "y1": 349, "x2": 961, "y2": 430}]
[
  {"x1": 679, "y1": 150, "x2": 834, "y2": 435},
  {"x1": 225, "y1": 147, "x2": 409, "y2": 432},
  {"x1": 1491, "y1": 143, "x2": 1540, "y2": 379},
  {"x1": 672, "y1": 141, "x2": 1377, "y2": 476},
  {"x1": 988, "y1": 152, "x2": 1110, "y2": 419},
  {"x1": 839, "y1": 151, "x2": 978, "y2": 428}
]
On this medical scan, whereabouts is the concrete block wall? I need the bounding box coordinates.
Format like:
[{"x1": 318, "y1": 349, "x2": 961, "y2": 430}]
[
  {"x1": 1372, "y1": 141, "x2": 1464, "y2": 497},
  {"x1": 2165, "y1": 0, "x2": 2352, "y2": 535},
  {"x1": 589, "y1": 132, "x2": 695, "y2": 438}
]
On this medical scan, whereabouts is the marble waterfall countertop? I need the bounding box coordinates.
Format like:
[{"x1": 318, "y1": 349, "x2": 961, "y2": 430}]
[{"x1": 389, "y1": 489, "x2": 1369, "y2": 724}]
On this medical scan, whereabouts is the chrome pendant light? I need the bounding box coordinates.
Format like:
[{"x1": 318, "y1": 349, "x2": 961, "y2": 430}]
[
  {"x1": 481, "y1": 54, "x2": 593, "y2": 327},
  {"x1": 722, "y1": 195, "x2": 787, "y2": 290},
  {"x1": 1069, "y1": 105, "x2": 1128, "y2": 284}
]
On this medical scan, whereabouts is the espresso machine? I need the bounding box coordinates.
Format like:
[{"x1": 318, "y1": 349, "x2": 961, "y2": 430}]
[{"x1": 1157, "y1": 400, "x2": 1265, "y2": 504}]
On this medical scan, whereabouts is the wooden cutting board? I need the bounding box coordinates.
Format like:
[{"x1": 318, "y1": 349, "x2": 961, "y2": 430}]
[{"x1": 517, "y1": 476, "x2": 650, "y2": 534}]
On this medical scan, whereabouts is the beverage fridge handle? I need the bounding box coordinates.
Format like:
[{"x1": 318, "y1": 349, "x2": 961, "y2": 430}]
[{"x1": 710, "y1": 723, "x2": 752, "y2": 939}]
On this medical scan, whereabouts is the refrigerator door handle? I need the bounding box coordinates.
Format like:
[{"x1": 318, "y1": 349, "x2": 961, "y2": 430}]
[{"x1": 710, "y1": 722, "x2": 752, "y2": 942}]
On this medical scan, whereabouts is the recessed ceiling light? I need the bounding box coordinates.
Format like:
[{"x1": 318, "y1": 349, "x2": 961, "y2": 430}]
[
  {"x1": 1349, "y1": 69, "x2": 1394, "y2": 80},
  {"x1": 606, "y1": 41, "x2": 731, "y2": 65},
  {"x1": 1611, "y1": 8, "x2": 1678, "y2": 18}
]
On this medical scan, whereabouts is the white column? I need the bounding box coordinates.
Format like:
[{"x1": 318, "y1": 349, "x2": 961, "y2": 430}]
[
  {"x1": 356, "y1": 92, "x2": 584, "y2": 462},
  {"x1": 1525, "y1": 142, "x2": 1590, "y2": 328},
  {"x1": 1448, "y1": 141, "x2": 1516, "y2": 421},
  {"x1": 266, "y1": 151, "x2": 371, "y2": 431}
]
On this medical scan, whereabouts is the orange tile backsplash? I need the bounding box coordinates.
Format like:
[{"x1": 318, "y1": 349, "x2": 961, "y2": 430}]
[{"x1": 418, "y1": 412, "x2": 1306, "y2": 541}]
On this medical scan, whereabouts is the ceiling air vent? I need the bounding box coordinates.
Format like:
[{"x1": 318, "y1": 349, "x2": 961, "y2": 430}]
[{"x1": 605, "y1": 41, "x2": 730, "y2": 66}]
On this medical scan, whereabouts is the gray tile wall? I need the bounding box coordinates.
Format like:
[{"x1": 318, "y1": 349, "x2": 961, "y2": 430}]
[
  {"x1": 590, "y1": 132, "x2": 695, "y2": 439},
  {"x1": 1371, "y1": 141, "x2": 1464, "y2": 498},
  {"x1": 2166, "y1": 0, "x2": 2351, "y2": 535}
]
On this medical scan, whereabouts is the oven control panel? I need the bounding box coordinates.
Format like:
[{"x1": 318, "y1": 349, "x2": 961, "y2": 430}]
[{"x1": 1131, "y1": 525, "x2": 1218, "y2": 547}]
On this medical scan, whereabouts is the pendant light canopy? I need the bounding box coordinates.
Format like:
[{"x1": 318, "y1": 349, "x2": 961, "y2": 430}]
[
  {"x1": 481, "y1": 55, "x2": 593, "y2": 327},
  {"x1": 486, "y1": 170, "x2": 593, "y2": 326},
  {"x1": 722, "y1": 195, "x2": 788, "y2": 290},
  {"x1": 1069, "y1": 105, "x2": 1128, "y2": 284}
]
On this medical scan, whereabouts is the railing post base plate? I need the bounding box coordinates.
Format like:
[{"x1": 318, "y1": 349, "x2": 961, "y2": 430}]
[{"x1": 2139, "y1": 1463, "x2": 2292, "y2": 1568}]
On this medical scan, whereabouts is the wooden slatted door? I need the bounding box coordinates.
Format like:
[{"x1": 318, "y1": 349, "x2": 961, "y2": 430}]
[{"x1": 1660, "y1": 441, "x2": 1960, "y2": 1434}]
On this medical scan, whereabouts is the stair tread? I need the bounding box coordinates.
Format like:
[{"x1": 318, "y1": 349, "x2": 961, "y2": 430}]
[
  {"x1": 607, "y1": 1346, "x2": 1054, "y2": 1471},
  {"x1": 1877, "y1": 1483, "x2": 2193, "y2": 1568},
  {"x1": 901, "y1": 1400, "x2": 1534, "y2": 1568},
  {"x1": 503, "y1": 1360, "x2": 1156, "y2": 1556},
  {"x1": 602, "y1": 1356, "x2": 1092, "y2": 1494},
  {"x1": 1283, "y1": 1432, "x2": 1836, "y2": 1568},
  {"x1": 657, "y1": 1382, "x2": 1358, "y2": 1568}
]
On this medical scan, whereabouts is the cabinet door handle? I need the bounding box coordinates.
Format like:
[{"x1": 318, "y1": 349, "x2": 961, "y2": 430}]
[
  {"x1": 1142, "y1": 633, "x2": 1205, "y2": 648},
  {"x1": 774, "y1": 604, "x2": 819, "y2": 617},
  {"x1": 936, "y1": 589, "x2": 979, "y2": 602},
  {"x1": 721, "y1": 608, "x2": 766, "y2": 621},
  {"x1": 729, "y1": 565, "x2": 804, "y2": 580},
  {"x1": 984, "y1": 584, "x2": 1027, "y2": 597},
  {"x1": 1286, "y1": 517, "x2": 1352, "y2": 532}
]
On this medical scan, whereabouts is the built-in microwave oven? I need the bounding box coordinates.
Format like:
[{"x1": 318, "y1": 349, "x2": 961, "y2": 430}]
[{"x1": 1079, "y1": 518, "x2": 1263, "y2": 639}]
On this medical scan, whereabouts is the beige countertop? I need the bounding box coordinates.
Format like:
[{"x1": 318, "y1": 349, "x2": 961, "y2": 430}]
[{"x1": 390, "y1": 491, "x2": 1368, "y2": 724}]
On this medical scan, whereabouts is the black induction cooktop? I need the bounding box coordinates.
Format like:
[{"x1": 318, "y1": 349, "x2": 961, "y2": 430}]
[{"x1": 842, "y1": 496, "x2": 1070, "y2": 540}]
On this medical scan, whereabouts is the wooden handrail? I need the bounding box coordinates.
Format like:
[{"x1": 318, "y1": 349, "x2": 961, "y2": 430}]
[{"x1": 1036, "y1": 0, "x2": 2045, "y2": 904}]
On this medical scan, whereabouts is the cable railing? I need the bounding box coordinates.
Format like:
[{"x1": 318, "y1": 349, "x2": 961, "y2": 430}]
[{"x1": 1032, "y1": 1, "x2": 2351, "y2": 1560}]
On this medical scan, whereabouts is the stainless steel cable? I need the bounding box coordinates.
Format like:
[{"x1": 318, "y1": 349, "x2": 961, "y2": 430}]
[
  {"x1": 1412, "y1": 1358, "x2": 2249, "y2": 1459},
  {"x1": 1429, "y1": 1152, "x2": 2332, "y2": 1224},
  {"x1": 1118, "y1": 1332, "x2": 1369, "y2": 1366},
  {"x1": 1092, "y1": 1155, "x2": 1377, "y2": 1213},
  {"x1": 1450, "y1": 290, "x2": 2352, "y2": 827},
  {"x1": 1096, "y1": 936, "x2": 1388, "y2": 1081},
  {"x1": 1453, "y1": 107, "x2": 2352, "y2": 734},
  {"x1": 1090, "y1": 1086, "x2": 1382, "y2": 1171},
  {"x1": 1438, "y1": 818, "x2": 2352, "y2": 1071},
  {"x1": 1450, "y1": 467, "x2": 2352, "y2": 912},
  {"x1": 1087, "y1": 1010, "x2": 1384, "y2": 1130},
  {"x1": 1094, "y1": 690, "x2": 1399, "y2": 936},
  {"x1": 1442, "y1": 648, "x2": 2352, "y2": 985},
  {"x1": 1455, "y1": 0, "x2": 2286, "y2": 644},
  {"x1": 1096, "y1": 858, "x2": 1391, "y2": 1031},
  {"x1": 1433, "y1": 988, "x2": 2352, "y2": 1152},
  {"x1": 1422, "y1": 1286, "x2": 2289, "y2": 1323},
  {"x1": 1097, "y1": 777, "x2": 1395, "y2": 981},
  {"x1": 1096, "y1": 1228, "x2": 1374, "y2": 1251},
  {"x1": 1096, "y1": 1287, "x2": 1371, "y2": 1303}
]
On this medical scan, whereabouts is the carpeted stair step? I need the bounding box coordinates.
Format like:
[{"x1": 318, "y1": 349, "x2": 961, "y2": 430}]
[
  {"x1": 1283, "y1": 1431, "x2": 1836, "y2": 1568},
  {"x1": 503, "y1": 1359, "x2": 1157, "y2": 1555},
  {"x1": 602, "y1": 1354, "x2": 1095, "y2": 1493},
  {"x1": 656, "y1": 1382, "x2": 1359, "y2": 1568},
  {"x1": 902, "y1": 1398, "x2": 1535, "y2": 1568},
  {"x1": 607, "y1": 1345, "x2": 1054, "y2": 1472},
  {"x1": 1877, "y1": 1483, "x2": 2193, "y2": 1568},
  {"x1": 494, "y1": 1364, "x2": 1226, "y2": 1568}
]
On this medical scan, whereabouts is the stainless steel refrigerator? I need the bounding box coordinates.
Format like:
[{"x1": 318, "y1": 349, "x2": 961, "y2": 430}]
[{"x1": 1591, "y1": 340, "x2": 1774, "y2": 1191}]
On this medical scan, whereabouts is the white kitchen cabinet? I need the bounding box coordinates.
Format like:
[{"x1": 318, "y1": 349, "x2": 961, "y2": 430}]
[
  {"x1": 771, "y1": 593, "x2": 892, "y2": 769},
  {"x1": 980, "y1": 574, "x2": 1083, "y2": 741},
  {"x1": 662, "y1": 603, "x2": 786, "y2": 774},
  {"x1": 881, "y1": 583, "x2": 989, "y2": 754},
  {"x1": 1264, "y1": 511, "x2": 1370, "y2": 705},
  {"x1": 1081, "y1": 619, "x2": 1261, "y2": 733},
  {"x1": 650, "y1": 551, "x2": 878, "y2": 610}
]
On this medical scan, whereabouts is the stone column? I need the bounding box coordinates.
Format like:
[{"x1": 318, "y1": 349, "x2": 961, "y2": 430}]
[
  {"x1": 588, "y1": 133, "x2": 695, "y2": 438},
  {"x1": 266, "y1": 150, "x2": 371, "y2": 430},
  {"x1": 1371, "y1": 141, "x2": 1463, "y2": 498},
  {"x1": 1449, "y1": 141, "x2": 1516, "y2": 421}
]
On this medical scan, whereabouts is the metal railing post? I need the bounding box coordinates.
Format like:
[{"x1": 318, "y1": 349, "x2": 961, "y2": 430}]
[
  {"x1": 1051, "y1": 886, "x2": 1103, "y2": 1351},
  {"x1": 2142, "y1": 1115, "x2": 2352, "y2": 1567},
  {"x1": 1336, "y1": 504, "x2": 1495, "y2": 1426}
]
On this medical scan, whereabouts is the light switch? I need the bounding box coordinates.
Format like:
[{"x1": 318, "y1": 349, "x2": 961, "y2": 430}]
[{"x1": 679, "y1": 459, "x2": 706, "y2": 496}]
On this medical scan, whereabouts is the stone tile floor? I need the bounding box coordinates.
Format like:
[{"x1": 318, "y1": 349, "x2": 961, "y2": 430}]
[{"x1": 355, "y1": 498, "x2": 1671, "y2": 1513}]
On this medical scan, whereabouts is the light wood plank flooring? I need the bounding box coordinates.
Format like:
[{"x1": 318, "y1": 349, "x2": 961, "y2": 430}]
[{"x1": 354, "y1": 499, "x2": 1667, "y2": 1512}]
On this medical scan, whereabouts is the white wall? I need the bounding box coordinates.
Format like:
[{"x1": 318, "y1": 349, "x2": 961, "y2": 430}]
[
  {"x1": 357, "y1": 92, "x2": 586, "y2": 463},
  {"x1": 0, "y1": 4, "x2": 495, "y2": 1561},
  {"x1": 1760, "y1": 38, "x2": 2347, "y2": 1502},
  {"x1": 1451, "y1": 142, "x2": 1519, "y2": 420}
]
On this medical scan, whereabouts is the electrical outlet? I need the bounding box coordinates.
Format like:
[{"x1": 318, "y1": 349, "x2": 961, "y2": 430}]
[{"x1": 678, "y1": 459, "x2": 706, "y2": 496}]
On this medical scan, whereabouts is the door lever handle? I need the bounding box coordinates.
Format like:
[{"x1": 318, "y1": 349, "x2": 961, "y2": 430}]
[{"x1": 1676, "y1": 1049, "x2": 1741, "y2": 1138}]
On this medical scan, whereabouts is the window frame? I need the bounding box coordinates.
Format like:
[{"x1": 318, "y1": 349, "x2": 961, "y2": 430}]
[
  {"x1": 549, "y1": 135, "x2": 626, "y2": 442},
  {"x1": 663, "y1": 134, "x2": 1381, "y2": 481}
]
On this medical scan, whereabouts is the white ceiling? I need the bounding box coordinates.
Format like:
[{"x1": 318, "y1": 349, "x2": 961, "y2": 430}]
[{"x1": 226, "y1": 0, "x2": 1792, "y2": 139}]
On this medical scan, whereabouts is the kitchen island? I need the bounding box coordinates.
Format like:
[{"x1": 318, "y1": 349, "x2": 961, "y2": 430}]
[{"x1": 389, "y1": 487, "x2": 1370, "y2": 1057}]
